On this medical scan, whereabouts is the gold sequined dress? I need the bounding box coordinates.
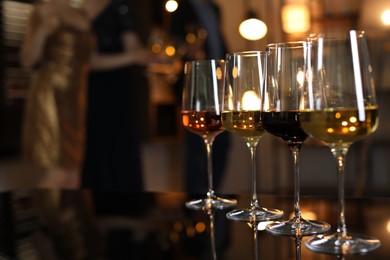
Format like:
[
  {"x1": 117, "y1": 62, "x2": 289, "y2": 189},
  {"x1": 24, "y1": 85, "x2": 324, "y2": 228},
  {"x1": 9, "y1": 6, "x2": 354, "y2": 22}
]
[{"x1": 22, "y1": 11, "x2": 93, "y2": 170}]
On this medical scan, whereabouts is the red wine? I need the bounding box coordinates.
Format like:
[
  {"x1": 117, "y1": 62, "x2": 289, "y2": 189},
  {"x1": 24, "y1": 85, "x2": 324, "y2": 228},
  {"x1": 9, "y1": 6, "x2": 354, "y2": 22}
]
[
  {"x1": 182, "y1": 111, "x2": 224, "y2": 139},
  {"x1": 261, "y1": 111, "x2": 308, "y2": 148}
]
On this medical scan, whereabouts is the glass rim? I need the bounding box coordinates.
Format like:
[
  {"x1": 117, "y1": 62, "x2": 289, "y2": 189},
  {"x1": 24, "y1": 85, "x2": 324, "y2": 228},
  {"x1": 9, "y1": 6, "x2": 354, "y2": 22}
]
[
  {"x1": 308, "y1": 30, "x2": 366, "y2": 41},
  {"x1": 266, "y1": 41, "x2": 307, "y2": 50},
  {"x1": 225, "y1": 50, "x2": 267, "y2": 58},
  {"x1": 184, "y1": 59, "x2": 225, "y2": 66}
]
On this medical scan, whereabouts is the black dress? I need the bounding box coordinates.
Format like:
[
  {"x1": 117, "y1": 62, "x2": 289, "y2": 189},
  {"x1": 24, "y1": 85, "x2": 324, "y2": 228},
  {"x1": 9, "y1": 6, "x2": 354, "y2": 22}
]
[{"x1": 82, "y1": 1, "x2": 144, "y2": 191}]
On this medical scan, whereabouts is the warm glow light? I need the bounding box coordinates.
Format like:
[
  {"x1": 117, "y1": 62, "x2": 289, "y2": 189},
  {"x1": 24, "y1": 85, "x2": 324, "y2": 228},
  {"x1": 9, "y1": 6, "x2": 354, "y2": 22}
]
[
  {"x1": 263, "y1": 93, "x2": 269, "y2": 110},
  {"x1": 216, "y1": 67, "x2": 223, "y2": 80},
  {"x1": 151, "y1": 43, "x2": 162, "y2": 54},
  {"x1": 296, "y1": 70, "x2": 305, "y2": 85},
  {"x1": 232, "y1": 67, "x2": 239, "y2": 78},
  {"x1": 165, "y1": 0, "x2": 178, "y2": 13},
  {"x1": 239, "y1": 18, "x2": 267, "y2": 40},
  {"x1": 289, "y1": 210, "x2": 317, "y2": 220},
  {"x1": 195, "y1": 222, "x2": 206, "y2": 233},
  {"x1": 165, "y1": 45, "x2": 176, "y2": 56},
  {"x1": 381, "y1": 9, "x2": 390, "y2": 25},
  {"x1": 281, "y1": 3, "x2": 310, "y2": 33},
  {"x1": 186, "y1": 33, "x2": 196, "y2": 43},
  {"x1": 387, "y1": 220, "x2": 390, "y2": 233},
  {"x1": 242, "y1": 90, "x2": 261, "y2": 110},
  {"x1": 349, "y1": 116, "x2": 357, "y2": 123}
]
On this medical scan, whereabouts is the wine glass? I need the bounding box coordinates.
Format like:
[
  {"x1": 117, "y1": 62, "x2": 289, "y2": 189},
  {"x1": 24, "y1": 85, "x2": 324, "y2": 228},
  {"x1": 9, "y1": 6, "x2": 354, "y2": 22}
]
[
  {"x1": 222, "y1": 51, "x2": 283, "y2": 222},
  {"x1": 182, "y1": 59, "x2": 237, "y2": 211},
  {"x1": 263, "y1": 41, "x2": 331, "y2": 236},
  {"x1": 302, "y1": 31, "x2": 381, "y2": 254}
]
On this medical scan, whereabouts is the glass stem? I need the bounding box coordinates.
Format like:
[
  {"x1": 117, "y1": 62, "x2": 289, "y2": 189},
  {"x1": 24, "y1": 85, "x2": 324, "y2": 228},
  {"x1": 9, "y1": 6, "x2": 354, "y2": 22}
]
[
  {"x1": 208, "y1": 211, "x2": 217, "y2": 260},
  {"x1": 253, "y1": 222, "x2": 259, "y2": 260},
  {"x1": 291, "y1": 145, "x2": 302, "y2": 220},
  {"x1": 248, "y1": 144, "x2": 260, "y2": 210},
  {"x1": 295, "y1": 236, "x2": 302, "y2": 260},
  {"x1": 205, "y1": 139, "x2": 215, "y2": 199},
  {"x1": 331, "y1": 146, "x2": 349, "y2": 238},
  {"x1": 337, "y1": 255, "x2": 346, "y2": 260}
]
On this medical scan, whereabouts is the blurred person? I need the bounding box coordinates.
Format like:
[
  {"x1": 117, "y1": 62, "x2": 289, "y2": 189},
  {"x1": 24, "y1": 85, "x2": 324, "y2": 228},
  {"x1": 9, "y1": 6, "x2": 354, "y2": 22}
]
[
  {"x1": 169, "y1": 0, "x2": 231, "y2": 193},
  {"x1": 81, "y1": 0, "x2": 149, "y2": 191},
  {"x1": 19, "y1": 0, "x2": 93, "y2": 188}
]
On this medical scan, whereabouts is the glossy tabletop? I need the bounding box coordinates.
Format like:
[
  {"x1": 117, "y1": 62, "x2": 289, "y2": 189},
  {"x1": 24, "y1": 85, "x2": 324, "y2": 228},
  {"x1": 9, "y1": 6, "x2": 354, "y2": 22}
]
[{"x1": 0, "y1": 189, "x2": 388, "y2": 259}]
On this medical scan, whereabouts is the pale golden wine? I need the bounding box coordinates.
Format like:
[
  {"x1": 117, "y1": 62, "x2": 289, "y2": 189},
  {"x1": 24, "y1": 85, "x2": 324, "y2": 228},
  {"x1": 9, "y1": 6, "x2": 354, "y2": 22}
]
[
  {"x1": 300, "y1": 107, "x2": 378, "y2": 145},
  {"x1": 222, "y1": 111, "x2": 265, "y2": 145}
]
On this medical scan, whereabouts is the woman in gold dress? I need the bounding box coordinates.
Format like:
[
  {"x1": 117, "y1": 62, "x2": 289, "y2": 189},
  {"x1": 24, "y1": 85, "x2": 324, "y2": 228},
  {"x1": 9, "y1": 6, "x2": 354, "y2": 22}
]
[{"x1": 20, "y1": 0, "x2": 93, "y2": 188}]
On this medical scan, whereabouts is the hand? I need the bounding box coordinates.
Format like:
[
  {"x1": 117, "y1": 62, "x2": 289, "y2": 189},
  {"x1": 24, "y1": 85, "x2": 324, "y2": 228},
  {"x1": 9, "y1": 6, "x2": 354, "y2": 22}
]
[
  {"x1": 36, "y1": 2, "x2": 59, "y2": 36},
  {"x1": 128, "y1": 48, "x2": 150, "y2": 66}
]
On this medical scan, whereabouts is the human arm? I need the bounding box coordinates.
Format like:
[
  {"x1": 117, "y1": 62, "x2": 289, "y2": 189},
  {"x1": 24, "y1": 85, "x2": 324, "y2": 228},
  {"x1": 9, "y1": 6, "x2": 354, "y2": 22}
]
[
  {"x1": 89, "y1": 31, "x2": 149, "y2": 71},
  {"x1": 19, "y1": 3, "x2": 58, "y2": 68},
  {"x1": 19, "y1": 1, "x2": 90, "y2": 69}
]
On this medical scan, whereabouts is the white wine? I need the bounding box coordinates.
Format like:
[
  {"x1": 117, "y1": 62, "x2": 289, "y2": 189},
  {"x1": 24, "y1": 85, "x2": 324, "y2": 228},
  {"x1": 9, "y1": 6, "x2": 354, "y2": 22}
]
[
  {"x1": 222, "y1": 111, "x2": 265, "y2": 144},
  {"x1": 300, "y1": 107, "x2": 379, "y2": 145}
]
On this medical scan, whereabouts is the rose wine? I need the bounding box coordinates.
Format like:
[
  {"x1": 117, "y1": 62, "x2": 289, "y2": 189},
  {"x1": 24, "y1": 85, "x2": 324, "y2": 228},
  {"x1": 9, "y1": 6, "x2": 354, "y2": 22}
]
[
  {"x1": 300, "y1": 107, "x2": 379, "y2": 145},
  {"x1": 222, "y1": 111, "x2": 265, "y2": 145},
  {"x1": 182, "y1": 110, "x2": 224, "y2": 139},
  {"x1": 261, "y1": 111, "x2": 308, "y2": 149}
]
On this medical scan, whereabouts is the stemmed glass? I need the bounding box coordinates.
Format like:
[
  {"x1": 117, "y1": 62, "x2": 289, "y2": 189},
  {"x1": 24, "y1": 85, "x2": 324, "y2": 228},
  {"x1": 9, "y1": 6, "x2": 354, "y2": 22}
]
[
  {"x1": 263, "y1": 41, "x2": 331, "y2": 236},
  {"x1": 302, "y1": 31, "x2": 381, "y2": 254},
  {"x1": 181, "y1": 59, "x2": 237, "y2": 211},
  {"x1": 222, "y1": 51, "x2": 284, "y2": 222}
]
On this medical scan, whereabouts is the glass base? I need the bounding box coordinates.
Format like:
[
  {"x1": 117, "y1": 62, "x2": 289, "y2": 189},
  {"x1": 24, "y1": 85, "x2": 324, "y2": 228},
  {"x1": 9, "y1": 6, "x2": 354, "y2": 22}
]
[
  {"x1": 185, "y1": 196, "x2": 237, "y2": 211},
  {"x1": 266, "y1": 217, "x2": 331, "y2": 236},
  {"x1": 226, "y1": 207, "x2": 284, "y2": 222},
  {"x1": 305, "y1": 233, "x2": 381, "y2": 255}
]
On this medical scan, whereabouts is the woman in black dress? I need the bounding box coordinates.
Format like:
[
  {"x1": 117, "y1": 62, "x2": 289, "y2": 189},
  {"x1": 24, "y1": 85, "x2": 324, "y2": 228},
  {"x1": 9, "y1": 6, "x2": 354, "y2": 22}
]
[{"x1": 82, "y1": 0, "x2": 149, "y2": 190}]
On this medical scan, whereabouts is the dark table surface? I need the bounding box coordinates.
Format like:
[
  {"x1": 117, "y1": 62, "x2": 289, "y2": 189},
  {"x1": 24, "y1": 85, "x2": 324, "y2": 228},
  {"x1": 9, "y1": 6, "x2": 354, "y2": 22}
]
[{"x1": 0, "y1": 189, "x2": 388, "y2": 260}]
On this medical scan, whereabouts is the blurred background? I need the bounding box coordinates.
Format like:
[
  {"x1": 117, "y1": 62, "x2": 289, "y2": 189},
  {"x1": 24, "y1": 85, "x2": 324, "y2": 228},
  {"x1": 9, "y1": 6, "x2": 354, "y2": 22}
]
[{"x1": 0, "y1": 0, "x2": 389, "y2": 197}]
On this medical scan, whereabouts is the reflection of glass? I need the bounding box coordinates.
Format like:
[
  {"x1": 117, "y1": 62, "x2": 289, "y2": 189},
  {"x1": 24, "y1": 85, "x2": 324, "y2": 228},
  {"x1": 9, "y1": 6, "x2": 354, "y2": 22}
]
[
  {"x1": 222, "y1": 51, "x2": 283, "y2": 223},
  {"x1": 303, "y1": 31, "x2": 381, "y2": 255},
  {"x1": 182, "y1": 59, "x2": 237, "y2": 211},
  {"x1": 263, "y1": 42, "x2": 330, "y2": 236},
  {"x1": 181, "y1": 60, "x2": 237, "y2": 259}
]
